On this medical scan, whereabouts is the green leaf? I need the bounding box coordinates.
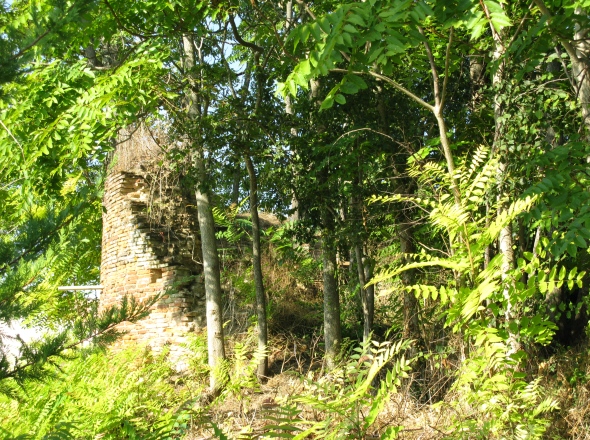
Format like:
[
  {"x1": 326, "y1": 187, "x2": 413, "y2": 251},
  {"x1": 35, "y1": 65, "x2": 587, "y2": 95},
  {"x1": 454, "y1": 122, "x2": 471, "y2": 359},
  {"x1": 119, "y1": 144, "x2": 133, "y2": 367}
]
[
  {"x1": 346, "y1": 74, "x2": 368, "y2": 90},
  {"x1": 381, "y1": 426, "x2": 402, "y2": 439},
  {"x1": 347, "y1": 13, "x2": 366, "y2": 27},
  {"x1": 311, "y1": 22, "x2": 322, "y2": 41},
  {"x1": 342, "y1": 24, "x2": 358, "y2": 34},
  {"x1": 367, "y1": 46, "x2": 384, "y2": 63},
  {"x1": 320, "y1": 96, "x2": 335, "y2": 110},
  {"x1": 484, "y1": 1, "x2": 512, "y2": 32},
  {"x1": 319, "y1": 16, "x2": 331, "y2": 34},
  {"x1": 567, "y1": 243, "x2": 577, "y2": 258},
  {"x1": 574, "y1": 235, "x2": 587, "y2": 248}
]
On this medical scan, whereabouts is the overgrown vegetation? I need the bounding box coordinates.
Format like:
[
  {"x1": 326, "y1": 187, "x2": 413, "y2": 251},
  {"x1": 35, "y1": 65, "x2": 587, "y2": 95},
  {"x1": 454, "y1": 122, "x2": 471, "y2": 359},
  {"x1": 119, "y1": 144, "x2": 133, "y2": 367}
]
[{"x1": 3, "y1": 0, "x2": 590, "y2": 438}]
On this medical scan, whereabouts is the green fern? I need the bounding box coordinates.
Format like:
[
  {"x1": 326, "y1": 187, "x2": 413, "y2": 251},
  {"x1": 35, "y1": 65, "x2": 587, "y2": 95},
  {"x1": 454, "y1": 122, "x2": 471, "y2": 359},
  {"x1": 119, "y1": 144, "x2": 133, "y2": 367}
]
[
  {"x1": 285, "y1": 339, "x2": 413, "y2": 440},
  {"x1": 0, "y1": 346, "x2": 208, "y2": 439},
  {"x1": 260, "y1": 404, "x2": 302, "y2": 439},
  {"x1": 373, "y1": 147, "x2": 560, "y2": 437}
]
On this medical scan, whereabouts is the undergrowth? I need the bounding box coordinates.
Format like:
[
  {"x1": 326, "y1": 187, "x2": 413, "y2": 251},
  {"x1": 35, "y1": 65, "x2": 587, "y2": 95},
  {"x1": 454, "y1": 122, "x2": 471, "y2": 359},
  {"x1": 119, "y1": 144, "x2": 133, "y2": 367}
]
[
  {"x1": 1, "y1": 327, "x2": 582, "y2": 439},
  {"x1": 0, "y1": 346, "x2": 203, "y2": 439}
]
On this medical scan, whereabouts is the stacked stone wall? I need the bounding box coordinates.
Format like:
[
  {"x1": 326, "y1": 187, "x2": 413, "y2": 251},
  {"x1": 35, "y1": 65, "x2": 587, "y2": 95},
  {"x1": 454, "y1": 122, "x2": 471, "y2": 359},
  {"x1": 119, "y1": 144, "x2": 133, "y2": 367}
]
[{"x1": 100, "y1": 170, "x2": 205, "y2": 362}]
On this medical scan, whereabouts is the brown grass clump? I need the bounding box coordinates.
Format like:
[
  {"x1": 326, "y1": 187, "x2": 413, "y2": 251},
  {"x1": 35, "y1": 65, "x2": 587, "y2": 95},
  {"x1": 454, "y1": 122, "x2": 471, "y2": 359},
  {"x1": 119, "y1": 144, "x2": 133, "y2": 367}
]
[{"x1": 540, "y1": 344, "x2": 590, "y2": 439}]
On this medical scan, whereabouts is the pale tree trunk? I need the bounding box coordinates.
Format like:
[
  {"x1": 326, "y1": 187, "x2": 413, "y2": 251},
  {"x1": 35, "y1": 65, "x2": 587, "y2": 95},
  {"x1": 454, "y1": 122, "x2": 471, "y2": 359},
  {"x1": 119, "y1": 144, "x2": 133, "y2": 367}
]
[
  {"x1": 226, "y1": 18, "x2": 270, "y2": 379},
  {"x1": 335, "y1": 29, "x2": 459, "y2": 198},
  {"x1": 470, "y1": 50, "x2": 493, "y2": 271},
  {"x1": 182, "y1": 35, "x2": 226, "y2": 392},
  {"x1": 483, "y1": 3, "x2": 520, "y2": 355},
  {"x1": 285, "y1": 0, "x2": 301, "y2": 222},
  {"x1": 572, "y1": 7, "x2": 590, "y2": 136},
  {"x1": 363, "y1": 258, "x2": 375, "y2": 323},
  {"x1": 494, "y1": 83, "x2": 518, "y2": 356},
  {"x1": 244, "y1": 154, "x2": 269, "y2": 379},
  {"x1": 194, "y1": 149, "x2": 227, "y2": 391},
  {"x1": 231, "y1": 168, "x2": 240, "y2": 206},
  {"x1": 418, "y1": 27, "x2": 460, "y2": 203}
]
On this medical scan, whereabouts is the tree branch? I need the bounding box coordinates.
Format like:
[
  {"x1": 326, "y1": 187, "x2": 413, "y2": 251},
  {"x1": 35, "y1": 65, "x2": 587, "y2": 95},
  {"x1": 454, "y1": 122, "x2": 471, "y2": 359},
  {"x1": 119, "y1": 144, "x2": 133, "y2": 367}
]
[
  {"x1": 440, "y1": 27, "x2": 454, "y2": 110},
  {"x1": 229, "y1": 15, "x2": 264, "y2": 54},
  {"x1": 506, "y1": 2, "x2": 534, "y2": 51},
  {"x1": 419, "y1": 27, "x2": 441, "y2": 112},
  {"x1": 330, "y1": 68, "x2": 435, "y2": 113}
]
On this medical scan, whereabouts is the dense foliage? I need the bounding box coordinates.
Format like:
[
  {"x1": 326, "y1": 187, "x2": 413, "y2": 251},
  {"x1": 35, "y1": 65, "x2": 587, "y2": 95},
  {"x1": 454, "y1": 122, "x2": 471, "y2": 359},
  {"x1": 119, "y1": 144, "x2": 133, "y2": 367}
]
[{"x1": 2, "y1": 0, "x2": 590, "y2": 438}]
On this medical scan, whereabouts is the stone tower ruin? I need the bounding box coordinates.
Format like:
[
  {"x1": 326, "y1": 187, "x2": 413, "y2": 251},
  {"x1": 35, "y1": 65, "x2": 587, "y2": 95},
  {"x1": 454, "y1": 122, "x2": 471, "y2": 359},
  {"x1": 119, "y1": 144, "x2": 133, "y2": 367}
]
[{"x1": 99, "y1": 126, "x2": 205, "y2": 361}]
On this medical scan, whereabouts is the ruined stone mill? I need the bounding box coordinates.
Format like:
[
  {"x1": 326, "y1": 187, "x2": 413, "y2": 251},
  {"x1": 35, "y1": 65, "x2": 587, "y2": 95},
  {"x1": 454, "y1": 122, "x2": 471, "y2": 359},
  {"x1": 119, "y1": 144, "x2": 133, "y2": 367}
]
[{"x1": 99, "y1": 127, "x2": 206, "y2": 361}]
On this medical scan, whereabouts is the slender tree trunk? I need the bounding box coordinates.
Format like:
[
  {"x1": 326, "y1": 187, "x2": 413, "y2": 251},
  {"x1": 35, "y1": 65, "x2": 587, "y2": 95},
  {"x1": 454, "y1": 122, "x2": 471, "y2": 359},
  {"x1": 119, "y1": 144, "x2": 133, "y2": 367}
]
[
  {"x1": 483, "y1": 4, "x2": 520, "y2": 355},
  {"x1": 419, "y1": 26, "x2": 460, "y2": 203},
  {"x1": 309, "y1": 75, "x2": 342, "y2": 369},
  {"x1": 399, "y1": 222, "x2": 420, "y2": 343},
  {"x1": 363, "y1": 257, "x2": 375, "y2": 324},
  {"x1": 351, "y1": 184, "x2": 373, "y2": 344},
  {"x1": 572, "y1": 7, "x2": 590, "y2": 137},
  {"x1": 321, "y1": 208, "x2": 342, "y2": 369},
  {"x1": 285, "y1": 1, "x2": 301, "y2": 222},
  {"x1": 355, "y1": 244, "x2": 372, "y2": 344},
  {"x1": 244, "y1": 154, "x2": 268, "y2": 379},
  {"x1": 229, "y1": 24, "x2": 271, "y2": 379},
  {"x1": 183, "y1": 35, "x2": 226, "y2": 392},
  {"x1": 194, "y1": 149, "x2": 227, "y2": 391},
  {"x1": 232, "y1": 168, "x2": 240, "y2": 206}
]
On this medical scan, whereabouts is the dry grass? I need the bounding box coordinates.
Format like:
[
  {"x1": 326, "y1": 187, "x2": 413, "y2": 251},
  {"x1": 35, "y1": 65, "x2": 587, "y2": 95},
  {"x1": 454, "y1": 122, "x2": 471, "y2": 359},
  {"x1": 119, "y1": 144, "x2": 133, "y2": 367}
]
[
  {"x1": 540, "y1": 344, "x2": 590, "y2": 439},
  {"x1": 111, "y1": 123, "x2": 167, "y2": 173},
  {"x1": 180, "y1": 330, "x2": 589, "y2": 439},
  {"x1": 182, "y1": 332, "x2": 463, "y2": 440}
]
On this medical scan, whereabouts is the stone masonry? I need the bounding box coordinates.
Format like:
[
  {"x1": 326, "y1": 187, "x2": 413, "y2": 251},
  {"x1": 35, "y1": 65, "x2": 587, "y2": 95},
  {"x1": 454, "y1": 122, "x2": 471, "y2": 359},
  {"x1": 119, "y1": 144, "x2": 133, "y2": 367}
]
[{"x1": 100, "y1": 130, "x2": 205, "y2": 363}]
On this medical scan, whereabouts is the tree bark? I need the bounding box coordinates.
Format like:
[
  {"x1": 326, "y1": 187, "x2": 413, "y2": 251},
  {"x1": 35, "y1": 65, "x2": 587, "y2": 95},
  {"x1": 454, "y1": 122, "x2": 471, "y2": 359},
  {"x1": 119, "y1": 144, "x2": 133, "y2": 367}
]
[
  {"x1": 183, "y1": 35, "x2": 226, "y2": 392},
  {"x1": 351, "y1": 184, "x2": 373, "y2": 344},
  {"x1": 244, "y1": 154, "x2": 268, "y2": 379},
  {"x1": 321, "y1": 210, "x2": 342, "y2": 370},
  {"x1": 309, "y1": 75, "x2": 342, "y2": 369},
  {"x1": 363, "y1": 257, "x2": 375, "y2": 326},
  {"x1": 195, "y1": 149, "x2": 227, "y2": 391},
  {"x1": 572, "y1": 7, "x2": 590, "y2": 137},
  {"x1": 355, "y1": 244, "x2": 373, "y2": 344},
  {"x1": 483, "y1": 4, "x2": 520, "y2": 355},
  {"x1": 231, "y1": 167, "x2": 240, "y2": 206},
  {"x1": 399, "y1": 222, "x2": 420, "y2": 343}
]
